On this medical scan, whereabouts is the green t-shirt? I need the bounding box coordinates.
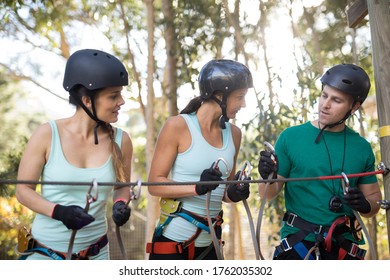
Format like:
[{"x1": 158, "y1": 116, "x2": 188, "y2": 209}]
[{"x1": 275, "y1": 121, "x2": 377, "y2": 243}]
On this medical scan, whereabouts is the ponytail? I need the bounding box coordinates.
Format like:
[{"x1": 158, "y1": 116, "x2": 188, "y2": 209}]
[
  {"x1": 180, "y1": 96, "x2": 203, "y2": 114},
  {"x1": 104, "y1": 124, "x2": 127, "y2": 183}
]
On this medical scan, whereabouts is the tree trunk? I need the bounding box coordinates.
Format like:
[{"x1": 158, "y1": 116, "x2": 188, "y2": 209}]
[
  {"x1": 367, "y1": 0, "x2": 390, "y2": 257},
  {"x1": 144, "y1": 0, "x2": 159, "y2": 259},
  {"x1": 162, "y1": 0, "x2": 178, "y2": 117}
]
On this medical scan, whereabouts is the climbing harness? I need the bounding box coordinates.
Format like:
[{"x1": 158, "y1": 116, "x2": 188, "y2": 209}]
[
  {"x1": 146, "y1": 198, "x2": 224, "y2": 260},
  {"x1": 273, "y1": 172, "x2": 376, "y2": 261},
  {"x1": 146, "y1": 158, "x2": 229, "y2": 260},
  {"x1": 15, "y1": 224, "x2": 108, "y2": 260},
  {"x1": 66, "y1": 179, "x2": 98, "y2": 260},
  {"x1": 116, "y1": 179, "x2": 142, "y2": 260},
  {"x1": 237, "y1": 160, "x2": 261, "y2": 260},
  {"x1": 256, "y1": 141, "x2": 277, "y2": 260},
  {"x1": 206, "y1": 158, "x2": 230, "y2": 260}
]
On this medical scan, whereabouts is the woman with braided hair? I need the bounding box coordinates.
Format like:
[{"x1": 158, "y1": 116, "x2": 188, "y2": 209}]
[{"x1": 16, "y1": 49, "x2": 133, "y2": 260}]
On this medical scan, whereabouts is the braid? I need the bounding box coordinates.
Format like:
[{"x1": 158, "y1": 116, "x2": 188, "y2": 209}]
[{"x1": 103, "y1": 123, "x2": 127, "y2": 183}]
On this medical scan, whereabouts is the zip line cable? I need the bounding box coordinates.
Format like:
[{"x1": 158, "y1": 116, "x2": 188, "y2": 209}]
[{"x1": 1, "y1": 169, "x2": 385, "y2": 188}]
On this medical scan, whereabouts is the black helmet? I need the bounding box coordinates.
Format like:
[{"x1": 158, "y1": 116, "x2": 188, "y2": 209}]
[
  {"x1": 63, "y1": 49, "x2": 128, "y2": 91},
  {"x1": 320, "y1": 63, "x2": 370, "y2": 104},
  {"x1": 199, "y1": 59, "x2": 253, "y2": 99},
  {"x1": 63, "y1": 49, "x2": 128, "y2": 145},
  {"x1": 198, "y1": 59, "x2": 253, "y2": 129}
]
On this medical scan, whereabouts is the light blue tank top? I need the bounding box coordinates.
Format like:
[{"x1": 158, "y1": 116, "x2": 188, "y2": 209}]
[
  {"x1": 163, "y1": 113, "x2": 236, "y2": 247},
  {"x1": 28, "y1": 120, "x2": 122, "y2": 259}
]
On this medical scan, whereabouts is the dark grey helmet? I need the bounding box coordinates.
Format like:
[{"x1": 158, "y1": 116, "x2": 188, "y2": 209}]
[
  {"x1": 198, "y1": 59, "x2": 253, "y2": 99},
  {"x1": 320, "y1": 63, "x2": 370, "y2": 104},
  {"x1": 198, "y1": 59, "x2": 253, "y2": 129},
  {"x1": 63, "y1": 49, "x2": 128, "y2": 91}
]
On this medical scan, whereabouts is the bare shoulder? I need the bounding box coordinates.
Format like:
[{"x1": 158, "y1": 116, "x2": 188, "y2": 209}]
[
  {"x1": 161, "y1": 115, "x2": 188, "y2": 133},
  {"x1": 22, "y1": 122, "x2": 52, "y2": 163},
  {"x1": 120, "y1": 130, "x2": 133, "y2": 148},
  {"x1": 29, "y1": 122, "x2": 52, "y2": 144},
  {"x1": 229, "y1": 123, "x2": 242, "y2": 147}
]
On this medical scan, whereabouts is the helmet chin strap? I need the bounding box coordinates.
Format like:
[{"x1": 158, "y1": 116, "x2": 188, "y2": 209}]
[
  {"x1": 73, "y1": 95, "x2": 106, "y2": 145},
  {"x1": 212, "y1": 95, "x2": 229, "y2": 129},
  {"x1": 315, "y1": 110, "x2": 351, "y2": 144}
]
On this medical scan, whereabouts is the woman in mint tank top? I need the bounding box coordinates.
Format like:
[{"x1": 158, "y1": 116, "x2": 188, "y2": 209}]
[
  {"x1": 147, "y1": 59, "x2": 254, "y2": 260},
  {"x1": 257, "y1": 64, "x2": 382, "y2": 260},
  {"x1": 15, "y1": 49, "x2": 133, "y2": 260}
]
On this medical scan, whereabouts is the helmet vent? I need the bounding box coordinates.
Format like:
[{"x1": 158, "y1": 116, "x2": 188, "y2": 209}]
[{"x1": 342, "y1": 79, "x2": 352, "y2": 85}]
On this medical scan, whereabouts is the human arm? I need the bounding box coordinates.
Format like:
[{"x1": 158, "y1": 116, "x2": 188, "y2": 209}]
[
  {"x1": 112, "y1": 131, "x2": 133, "y2": 226},
  {"x1": 223, "y1": 124, "x2": 246, "y2": 203},
  {"x1": 16, "y1": 123, "x2": 94, "y2": 230},
  {"x1": 16, "y1": 123, "x2": 57, "y2": 216},
  {"x1": 148, "y1": 116, "x2": 206, "y2": 198}
]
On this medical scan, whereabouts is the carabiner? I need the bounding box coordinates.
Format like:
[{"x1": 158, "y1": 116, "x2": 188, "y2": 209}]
[
  {"x1": 340, "y1": 172, "x2": 349, "y2": 195},
  {"x1": 85, "y1": 178, "x2": 98, "y2": 212},
  {"x1": 131, "y1": 179, "x2": 142, "y2": 200},
  {"x1": 211, "y1": 157, "x2": 231, "y2": 176},
  {"x1": 238, "y1": 160, "x2": 253, "y2": 181},
  {"x1": 126, "y1": 179, "x2": 142, "y2": 207}
]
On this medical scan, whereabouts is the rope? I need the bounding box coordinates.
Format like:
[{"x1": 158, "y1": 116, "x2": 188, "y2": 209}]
[{"x1": 1, "y1": 169, "x2": 385, "y2": 187}]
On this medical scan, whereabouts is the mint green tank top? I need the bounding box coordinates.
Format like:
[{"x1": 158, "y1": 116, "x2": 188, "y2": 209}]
[
  {"x1": 163, "y1": 113, "x2": 236, "y2": 247},
  {"x1": 28, "y1": 120, "x2": 122, "y2": 259}
]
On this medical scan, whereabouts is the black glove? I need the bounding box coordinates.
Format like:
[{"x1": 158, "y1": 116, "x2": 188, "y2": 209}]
[
  {"x1": 343, "y1": 188, "x2": 371, "y2": 214},
  {"x1": 195, "y1": 167, "x2": 223, "y2": 195},
  {"x1": 258, "y1": 150, "x2": 278, "y2": 180},
  {"x1": 112, "y1": 200, "x2": 131, "y2": 227},
  {"x1": 226, "y1": 171, "x2": 250, "y2": 202},
  {"x1": 51, "y1": 204, "x2": 95, "y2": 230}
]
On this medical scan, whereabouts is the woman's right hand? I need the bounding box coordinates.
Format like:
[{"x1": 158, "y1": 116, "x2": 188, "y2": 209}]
[
  {"x1": 51, "y1": 204, "x2": 95, "y2": 230},
  {"x1": 195, "y1": 167, "x2": 223, "y2": 195}
]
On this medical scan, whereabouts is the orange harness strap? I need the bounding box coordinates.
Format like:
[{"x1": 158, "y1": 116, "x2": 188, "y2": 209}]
[{"x1": 146, "y1": 228, "x2": 202, "y2": 260}]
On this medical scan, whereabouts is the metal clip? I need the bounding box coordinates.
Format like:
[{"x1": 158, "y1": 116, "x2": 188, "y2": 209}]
[
  {"x1": 377, "y1": 200, "x2": 390, "y2": 210},
  {"x1": 238, "y1": 160, "x2": 253, "y2": 181},
  {"x1": 211, "y1": 157, "x2": 231, "y2": 176},
  {"x1": 85, "y1": 178, "x2": 99, "y2": 212},
  {"x1": 377, "y1": 162, "x2": 390, "y2": 175},
  {"x1": 341, "y1": 172, "x2": 350, "y2": 195}
]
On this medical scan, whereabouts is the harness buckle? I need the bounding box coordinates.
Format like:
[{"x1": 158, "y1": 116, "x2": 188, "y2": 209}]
[
  {"x1": 314, "y1": 225, "x2": 323, "y2": 235},
  {"x1": 348, "y1": 243, "x2": 358, "y2": 258},
  {"x1": 286, "y1": 213, "x2": 297, "y2": 227},
  {"x1": 281, "y1": 238, "x2": 292, "y2": 251},
  {"x1": 175, "y1": 243, "x2": 184, "y2": 254}
]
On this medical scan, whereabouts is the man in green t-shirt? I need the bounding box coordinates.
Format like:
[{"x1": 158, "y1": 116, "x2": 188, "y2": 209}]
[{"x1": 258, "y1": 63, "x2": 382, "y2": 260}]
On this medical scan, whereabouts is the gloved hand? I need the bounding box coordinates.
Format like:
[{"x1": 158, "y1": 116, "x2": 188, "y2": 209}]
[
  {"x1": 112, "y1": 200, "x2": 131, "y2": 227},
  {"x1": 343, "y1": 188, "x2": 371, "y2": 214},
  {"x1": 195, "y1": 167, "x2": 223, "y2": 195},
  {"x1": 51, "y1": 204, "x2": 95, "y2": 230},
  {"x1": 258, "y1": 150, "x2": 278, "y2": 180},
  {"x1": 226, "y1": 171, "x2": 251, "y2": 202}
]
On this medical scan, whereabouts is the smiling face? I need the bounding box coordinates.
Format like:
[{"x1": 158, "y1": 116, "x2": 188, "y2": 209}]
[
  {"x1": 318, "y1": 85, "x2": 360, "y2": 131},
  {"x1": 94, "y1": 86, "x2": 125, "y2": 123},
  {"x1": 225, "y1": 88, "x2": 248, "y2": 119}
]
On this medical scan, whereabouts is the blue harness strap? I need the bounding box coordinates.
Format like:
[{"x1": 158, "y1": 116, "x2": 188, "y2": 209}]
[
  {"x1": 19, "y1": 247, "x2": 64, "y2": 260},
  {"x1": 155, "y1": 210, "x2": 212, "y2": 237}
]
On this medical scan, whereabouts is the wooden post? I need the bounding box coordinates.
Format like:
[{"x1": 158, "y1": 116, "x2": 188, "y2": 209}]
[
  {"x1": 346, "y1": 0, "x2": 368, "y2": 28},
  {"x1": 367, "y1": 0, "x2": 390, "y2": 253}
]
